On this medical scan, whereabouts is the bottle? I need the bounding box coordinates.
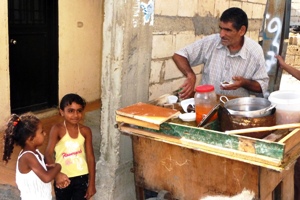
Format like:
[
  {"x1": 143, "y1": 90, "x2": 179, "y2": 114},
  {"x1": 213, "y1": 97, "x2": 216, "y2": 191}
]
[{"x1": 194, "y1": 84, "x2": 217, "y2": 124}]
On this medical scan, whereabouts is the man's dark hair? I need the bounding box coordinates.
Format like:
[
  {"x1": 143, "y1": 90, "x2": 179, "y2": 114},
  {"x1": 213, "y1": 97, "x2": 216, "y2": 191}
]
[{"x1": 220, "y1": 7, "x2": 248, "y2": 33}]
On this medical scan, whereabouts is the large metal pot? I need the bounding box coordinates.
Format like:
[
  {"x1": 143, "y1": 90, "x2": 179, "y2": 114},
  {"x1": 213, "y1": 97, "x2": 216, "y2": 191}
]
[
  {"x1": 220, "y1": 96, "x2": 275, "y2": 118},
  {"x1": 218, "y1": 106, "x2": 276, "y2": 139}
]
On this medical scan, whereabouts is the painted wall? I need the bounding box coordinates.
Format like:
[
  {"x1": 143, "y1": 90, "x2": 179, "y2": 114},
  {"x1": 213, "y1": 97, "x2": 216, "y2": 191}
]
[
  {"x1": 0, "y1": 0, "x2": 102, "y2": 130},
  {"x1": 0, "y1": 1, "x2": 10, "y2": 127},
  {"x1": 58, "y1": 0, "x2": 102, "y2": 102}
]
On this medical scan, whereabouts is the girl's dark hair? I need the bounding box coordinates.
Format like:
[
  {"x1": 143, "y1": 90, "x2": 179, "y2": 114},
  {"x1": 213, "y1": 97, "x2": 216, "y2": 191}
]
[
  {"x1": 2, "y1": 113, "x2": 40, "y2": 163},
  {"x1": 220, "y1": 7, "x2": 248, "y2": 33},
  {"x1": 59, "y1": 93, "x2": 86, "y2": 110}
]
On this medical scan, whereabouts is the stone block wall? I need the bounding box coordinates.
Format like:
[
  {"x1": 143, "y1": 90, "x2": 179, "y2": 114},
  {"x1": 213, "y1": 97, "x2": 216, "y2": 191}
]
[
  {"x1": 283, "y1": 1, "x2": 300, "y2": 72},
  {"x1": 285, "y1": 33, "x2": 300, "y2": 71},
  {"x1": 291, "y1": 0, "x2": 300, "y2": 26},
  {"x1": 149, "y1": 0, "x2": 267, "y2": 100}
]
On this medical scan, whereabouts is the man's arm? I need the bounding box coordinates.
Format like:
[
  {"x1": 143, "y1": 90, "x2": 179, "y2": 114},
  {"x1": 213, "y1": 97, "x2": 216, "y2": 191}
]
[
  {"x1": 239, "y1": 78, "x2": 262, "y2": 93},
  {"x1": 172, "y1": 53, "x2": 196, "y2": 99}
]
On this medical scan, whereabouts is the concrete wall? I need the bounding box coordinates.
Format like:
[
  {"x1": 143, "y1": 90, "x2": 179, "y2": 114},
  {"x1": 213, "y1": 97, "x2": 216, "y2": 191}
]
[
  {"x1": 0, "y1": 1, "x2": 102, "y2": 130},
  {"x1": 98, "y1": 0, "x2": 151, "y2": 198},
  {"x1": 291, "y1": 0, "x2": 300, "y2": 26},
  {"x1": 282, "y1": 33, "x2": 300, "y2": 72},
  {"x1": 285, "y1": 0, "x2": 300, "y2": 70}
]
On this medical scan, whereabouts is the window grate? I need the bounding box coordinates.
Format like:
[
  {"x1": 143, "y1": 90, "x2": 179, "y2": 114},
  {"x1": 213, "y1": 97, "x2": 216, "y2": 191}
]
[{"x1": 9, "y1": 0, "x2": 46, "y2": 25}]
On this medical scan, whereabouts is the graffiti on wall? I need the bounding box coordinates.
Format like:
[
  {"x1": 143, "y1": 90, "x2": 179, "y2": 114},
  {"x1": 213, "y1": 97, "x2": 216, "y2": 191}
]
[
  {"x1": 264, "y1": 13, "x2": 282, "y2": 72},
  {"x1": 133, "y1": 0, "x2": 154, "y2": 27},
  {"x1": 140, "y1": 0, "x2": 154, "y2": 25},
  {"x1": 262, "y1": 0, "x2": 288, "y2": 93}
]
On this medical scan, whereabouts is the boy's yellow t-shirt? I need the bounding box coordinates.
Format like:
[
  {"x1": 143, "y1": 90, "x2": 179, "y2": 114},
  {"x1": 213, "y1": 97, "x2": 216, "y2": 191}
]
[{"x1": 54, "y1": 128, "x2": 89, "y2": 177}]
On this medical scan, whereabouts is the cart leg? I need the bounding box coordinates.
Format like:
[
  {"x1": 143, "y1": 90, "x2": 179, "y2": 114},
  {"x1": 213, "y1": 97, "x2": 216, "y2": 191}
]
[
  {"x1": 157, "y1": 190, "x2": 174, "y2": 200},
  {"x1": 135, "y1": 186, "x2": 145, "y2": 200}
]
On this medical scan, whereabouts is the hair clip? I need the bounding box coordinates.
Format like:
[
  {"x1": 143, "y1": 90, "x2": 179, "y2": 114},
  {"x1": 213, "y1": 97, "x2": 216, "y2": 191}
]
[{"x1": 13, "y1": 118, "x2": 20, "y2": 126}]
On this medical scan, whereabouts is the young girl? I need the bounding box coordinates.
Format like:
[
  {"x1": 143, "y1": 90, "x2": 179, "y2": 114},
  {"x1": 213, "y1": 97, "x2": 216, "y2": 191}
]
[
  {"x1": 2, "y1": 113, "x2": 61, "y2": 200},
  {"x1": 45, "y1": 93, "x2": 96, "y2": 200},
  {"x1": 276, "y1": 55, "x2": 300, "y2": 80}
]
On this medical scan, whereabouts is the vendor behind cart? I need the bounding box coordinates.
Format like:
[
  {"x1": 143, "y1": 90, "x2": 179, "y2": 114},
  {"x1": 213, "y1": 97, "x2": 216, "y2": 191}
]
[{"x1": 172, "y1": 7, "x2": 269, "y2": 99}]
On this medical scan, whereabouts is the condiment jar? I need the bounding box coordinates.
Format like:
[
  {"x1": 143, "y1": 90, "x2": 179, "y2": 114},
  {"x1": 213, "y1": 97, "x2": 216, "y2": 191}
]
[{"x1": 194, "y1": 84, "x2": 217, "y2": 124}]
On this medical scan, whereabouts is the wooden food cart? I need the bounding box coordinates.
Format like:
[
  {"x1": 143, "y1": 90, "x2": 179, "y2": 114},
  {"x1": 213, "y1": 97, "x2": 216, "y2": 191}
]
[{"x1": 116, "y1": 99, "x2": 300, "y2": 200}]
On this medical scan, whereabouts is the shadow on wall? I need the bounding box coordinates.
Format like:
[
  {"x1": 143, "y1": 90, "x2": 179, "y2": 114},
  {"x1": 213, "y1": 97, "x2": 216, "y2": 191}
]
[{"x1": 84, "y1": 109, "x2": 101, "y2": 161}]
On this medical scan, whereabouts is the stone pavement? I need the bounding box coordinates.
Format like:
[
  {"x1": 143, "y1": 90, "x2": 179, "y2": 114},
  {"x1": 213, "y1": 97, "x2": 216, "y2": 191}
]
[{"x1": 0, "y1": 184, "x2": 19, "y2": 200}]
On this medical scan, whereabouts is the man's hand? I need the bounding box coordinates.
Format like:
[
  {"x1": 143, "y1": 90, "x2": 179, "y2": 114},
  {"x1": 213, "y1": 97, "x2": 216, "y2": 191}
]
[
  {"x1": 172, "y1": 54, "x2": 196, "y2": 99},
  {"x1": 179, "y1": 74, "x2": 196, "y2": 99},
  {"x1": 220, "y1": 76, "x2": 262, "y2": 93},
  {"x1": 220, "y1": 76, "x2": 243, "y2": 90}
]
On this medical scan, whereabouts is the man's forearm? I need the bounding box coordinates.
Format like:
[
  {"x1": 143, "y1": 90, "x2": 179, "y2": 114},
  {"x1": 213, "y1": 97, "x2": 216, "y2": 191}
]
[
  {"x1": 242, "y1": 79, "x2": 262, "y2": 93},
  {"x1": 172, "y1": 54, "x2": 195, "y2": 77}
]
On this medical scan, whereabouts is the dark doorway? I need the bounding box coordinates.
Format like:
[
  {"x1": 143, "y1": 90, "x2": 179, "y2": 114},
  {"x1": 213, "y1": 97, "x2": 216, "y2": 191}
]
[{"x1": 8, "y1": 0, "x2": 58, "y2": 114}]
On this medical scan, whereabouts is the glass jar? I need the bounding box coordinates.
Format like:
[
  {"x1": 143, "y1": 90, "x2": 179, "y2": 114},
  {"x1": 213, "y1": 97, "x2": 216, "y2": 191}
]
[{"x1": 194, "y1": 84, "x2": 217, "y2": 124}]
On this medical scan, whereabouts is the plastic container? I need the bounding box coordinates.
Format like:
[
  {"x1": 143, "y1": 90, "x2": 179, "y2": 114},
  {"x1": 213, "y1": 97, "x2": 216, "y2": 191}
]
[
  {"x1": 194, "y1": 85, "x2": 217, "y2": 124},
  {"x1": 268, "y1": 90, "x2": 300, "y2": 124},
  {"x1": 167, "y1": 95, "x2": 178, "y2": 104}
]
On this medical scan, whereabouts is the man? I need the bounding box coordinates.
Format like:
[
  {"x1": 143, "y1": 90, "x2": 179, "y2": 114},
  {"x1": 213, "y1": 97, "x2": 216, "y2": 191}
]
[{"x1": 172, "y1": 7, "x2": 269, "y2": 99}]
